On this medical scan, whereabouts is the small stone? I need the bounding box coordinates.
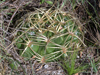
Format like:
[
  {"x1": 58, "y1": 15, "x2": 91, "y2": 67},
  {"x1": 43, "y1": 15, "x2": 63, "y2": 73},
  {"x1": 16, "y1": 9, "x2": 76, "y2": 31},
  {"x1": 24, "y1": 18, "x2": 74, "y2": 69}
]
[{"x1": 44, "y1": 64, "x2": 49, "y2": 68}]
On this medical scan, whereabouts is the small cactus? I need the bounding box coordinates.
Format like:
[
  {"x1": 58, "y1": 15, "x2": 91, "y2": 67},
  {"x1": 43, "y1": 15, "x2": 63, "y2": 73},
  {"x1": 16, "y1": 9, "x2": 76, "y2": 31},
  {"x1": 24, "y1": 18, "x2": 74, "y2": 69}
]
[{"x1": 15, "y1": 8, "x2": 85, "y2": 63}]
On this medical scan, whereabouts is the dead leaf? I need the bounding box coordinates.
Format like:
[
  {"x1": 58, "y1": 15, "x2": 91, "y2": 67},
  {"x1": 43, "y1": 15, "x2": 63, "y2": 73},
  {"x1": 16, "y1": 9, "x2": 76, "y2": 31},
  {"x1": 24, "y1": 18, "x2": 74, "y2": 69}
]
[
  {"x1": 74, "y1": 73, "x2": 79, "y2": 75},
  {"x1": 80, "y1": 51, "x2": 83, "y2": 58}
]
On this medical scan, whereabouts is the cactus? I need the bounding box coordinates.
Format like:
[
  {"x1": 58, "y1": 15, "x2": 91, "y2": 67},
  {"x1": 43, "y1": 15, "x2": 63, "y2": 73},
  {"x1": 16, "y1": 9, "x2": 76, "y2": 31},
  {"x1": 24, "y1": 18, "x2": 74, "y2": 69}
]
[{"x1": 15, "y1": 8, "x2": 85, "y2": 63}]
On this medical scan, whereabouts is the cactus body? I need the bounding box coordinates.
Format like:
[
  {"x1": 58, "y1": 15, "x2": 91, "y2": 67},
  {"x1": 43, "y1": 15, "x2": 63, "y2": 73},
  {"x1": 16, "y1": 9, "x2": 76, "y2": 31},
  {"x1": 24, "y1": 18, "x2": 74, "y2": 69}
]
[{"x1": 15, "y1": 8, "x2": 85, "y2": 63}]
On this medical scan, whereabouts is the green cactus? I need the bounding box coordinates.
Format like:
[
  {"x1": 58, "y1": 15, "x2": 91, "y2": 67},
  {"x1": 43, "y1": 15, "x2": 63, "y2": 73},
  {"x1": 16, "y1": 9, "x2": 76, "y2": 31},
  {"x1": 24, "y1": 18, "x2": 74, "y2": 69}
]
[{"x1": 15, "y1": 8, "x2": 85, "y2": 63}]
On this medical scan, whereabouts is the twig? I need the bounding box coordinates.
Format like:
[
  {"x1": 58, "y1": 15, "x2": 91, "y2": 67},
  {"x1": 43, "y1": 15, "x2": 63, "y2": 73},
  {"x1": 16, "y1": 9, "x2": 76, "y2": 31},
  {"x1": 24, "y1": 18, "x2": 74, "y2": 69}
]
[{"x1": 6, "y1": 3, "x2": 22, "y2": 32}]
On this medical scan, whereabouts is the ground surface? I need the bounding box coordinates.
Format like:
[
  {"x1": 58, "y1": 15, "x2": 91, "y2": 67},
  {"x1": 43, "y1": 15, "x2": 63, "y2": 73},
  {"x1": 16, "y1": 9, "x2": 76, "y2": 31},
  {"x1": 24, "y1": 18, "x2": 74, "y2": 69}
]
[{"x1": 0, "y1": 0, "x2": 100, "y2": 75}]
